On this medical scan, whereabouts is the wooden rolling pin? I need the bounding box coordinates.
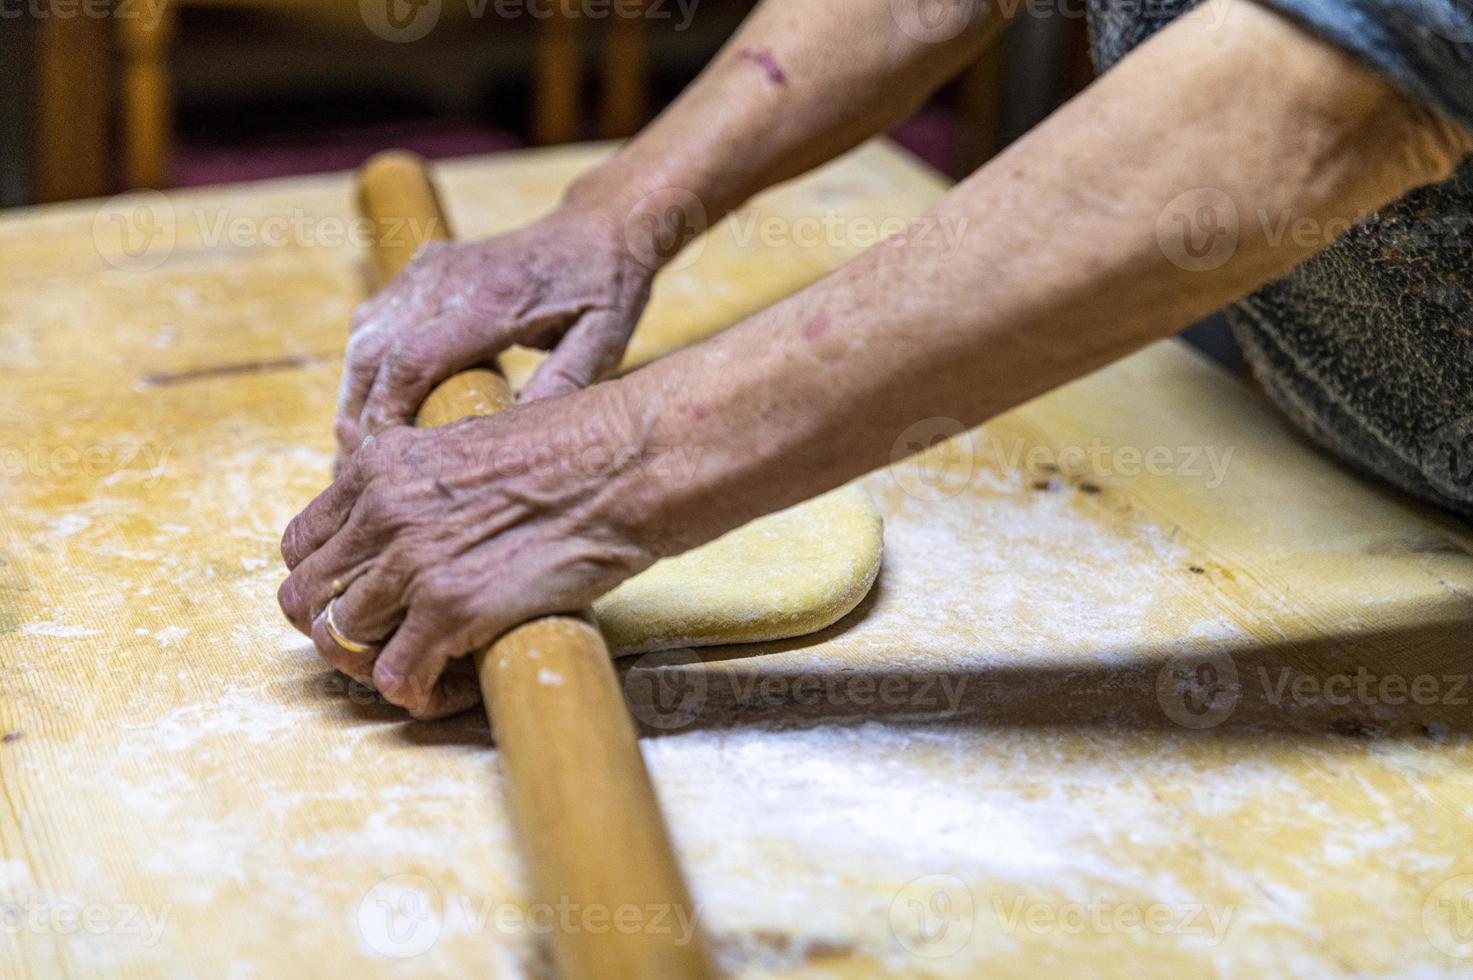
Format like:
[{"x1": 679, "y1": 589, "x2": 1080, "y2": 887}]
[{"x1": 355, "y1": 151, "x2": 714, "y2": 980}]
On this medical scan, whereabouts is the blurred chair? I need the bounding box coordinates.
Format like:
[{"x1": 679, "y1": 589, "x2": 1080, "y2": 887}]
[
  {"x1": 33, "y1": 8, "x2": 111, "y2": 202},
  {"x1": 115, "y1": 0, "x2": 655, "y2": 189},
  {"x1": 22, "y1": 0, "x2": 655, "y2": 196},
  {"x1": 27, "y1": 1, "x2": 1078, "y2": 200}
]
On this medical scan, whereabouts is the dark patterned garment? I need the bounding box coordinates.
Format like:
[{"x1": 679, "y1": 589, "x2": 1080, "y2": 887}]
[{"x1": 1088, "y1": 0, "x2": 1473, "y2": 516}]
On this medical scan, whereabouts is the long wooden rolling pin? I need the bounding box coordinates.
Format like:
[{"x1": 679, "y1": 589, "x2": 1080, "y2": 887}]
[{"x1": 355, "y1": 151, "x2": 714, "y2": 980}]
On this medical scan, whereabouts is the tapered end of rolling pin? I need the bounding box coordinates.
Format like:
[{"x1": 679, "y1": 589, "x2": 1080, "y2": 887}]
[
  {"x1": 355, "y1": 151, "x2": 454, "y2": 284},
  {"x1": 354, "y1": 152, "x2": 717, "y2": 980}
]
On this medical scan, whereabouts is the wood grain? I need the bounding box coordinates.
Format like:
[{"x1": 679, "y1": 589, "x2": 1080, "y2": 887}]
[
  {"x1": 3, "y1": 141, "x2": 1472, "y2": 978},
  {"x1": 356, "y1": 152, "x2": 713, "y2": 980}
]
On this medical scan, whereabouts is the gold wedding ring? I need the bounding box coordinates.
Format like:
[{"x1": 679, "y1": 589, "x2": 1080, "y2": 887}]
[{"x1": 325, "y1": 595, "x2": 377, "y2": 655}]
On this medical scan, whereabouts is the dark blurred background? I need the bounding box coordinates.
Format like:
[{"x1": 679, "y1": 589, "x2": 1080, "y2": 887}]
[{"x1": 0, "y1": 0, "x2": 1238, "y2": 365}]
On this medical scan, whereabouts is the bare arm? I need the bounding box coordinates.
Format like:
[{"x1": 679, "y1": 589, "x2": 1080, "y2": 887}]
[
  {"x1": 281, "y1": 0, "x2": 1471, "y2": 717},
  {"x1": 620, "y1": 0, "x2": 1473, "y2": 551},
  {"x1": 569, "y1": 0, "x2": 1004, "y2": 251},
  {"x1": 336, "y1": 0, "x2": 998, "y2": 450}
]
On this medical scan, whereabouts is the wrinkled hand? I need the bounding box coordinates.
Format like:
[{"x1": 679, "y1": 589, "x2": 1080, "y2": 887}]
[
  {"x1": 279, "y1": 388, "x2": 664, "y2": 719},
  {"x1": 335, "y1": 204, "x2": 653, "y2": 460}
]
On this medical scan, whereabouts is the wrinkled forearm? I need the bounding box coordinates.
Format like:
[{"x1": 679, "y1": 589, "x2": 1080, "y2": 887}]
[
  {"x1": 611, "y1": 0, "x2": 1472, "y2": 555},
  {"x1": 565, "y1": 0, "x2": 1004, "y2": 262}
]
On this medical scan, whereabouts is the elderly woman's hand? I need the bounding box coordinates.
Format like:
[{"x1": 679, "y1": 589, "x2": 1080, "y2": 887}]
[
  {"x1": 334, "y1": 203, "x2": 654, "y2": 461},
  {"x1": 280, "y1": 384, "x2": 669, "y2": 719}
]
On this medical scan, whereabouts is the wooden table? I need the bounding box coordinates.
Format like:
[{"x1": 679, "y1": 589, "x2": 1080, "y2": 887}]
[{"x1": 3, "y1": 141, "x2": 1472, "y2": 978}]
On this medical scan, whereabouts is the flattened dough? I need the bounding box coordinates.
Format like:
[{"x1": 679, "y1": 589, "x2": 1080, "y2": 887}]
[{"x1": 592, "y1": 484, "x2": 883, "y2": 656}]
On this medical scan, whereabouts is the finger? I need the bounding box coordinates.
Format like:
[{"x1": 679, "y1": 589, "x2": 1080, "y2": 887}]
[
  {"x1": 358, "y1": 309, "x2": 512, "y2": 437},
  {"x1": 519, "y1": 309, "x2": 635, "y2": 402},
  {"x1": 349, "y1": 285, "x2": 404, "y2": 333},
  {"x1": 310, "y1": 609, "x2": 377, "y2": 684},
  {"x1": 420, "y1": 673, "x2": 483, "y2": 721},
  {"x1": 326, "y1": 561, "x2": 409, "y2": 648},
  {"x1": 372, "y1": 610, "x2": 473, "y2": 718},
  {"x1": 353, "y1": 240, "x2": 446, "y2": 330},
  {"x1": 280, "y1": 456, "x2": 371, "y2": 571},
  {"x1": 334, "y1": 327, "x2": 389, "y2": 456},
  {"x1": 277, "y1": 502, "x2": 386, "y2": 633}
]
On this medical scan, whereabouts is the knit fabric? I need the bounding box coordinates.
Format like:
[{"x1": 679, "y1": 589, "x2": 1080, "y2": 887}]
[{"x1": 1088, "y1": 0, "x2": 1473, "y2": 515}]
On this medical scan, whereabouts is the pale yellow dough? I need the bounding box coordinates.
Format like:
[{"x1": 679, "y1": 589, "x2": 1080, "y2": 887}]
[{"x1": 591, "y1": 484, "x2": 883, "y2": 656}]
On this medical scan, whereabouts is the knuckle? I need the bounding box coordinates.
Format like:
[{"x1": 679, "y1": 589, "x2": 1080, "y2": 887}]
[
  {"x1": 355, "y1": 483, "x2": 395, "y2": 524},
  {"x1": 348, "y1": 439, "x2": 382, "y2": 476},
  {"x1": 343, "y1": 326, "x2": 382, "y2": 364},
  {"x1": 412, "y1": 240, "x2": 449, "y2": 266},
  {"x1": 354, "y1": 428, "x2": 407, "y2": 475},
  {"x1": 385, "y1": 339, "x2": 437, "y2": 385},
  {"x1": 277, "y1": 577, "x2": 306, "y2": 625},
  {"x1": 414, "y1": 567, "x2": 468, "y2": 617},
  {"x1": 333, "y1": 417, "x2": 361, "y2": 451},
  {"x1": 372, "y1": 661, "x2": 419, "y2": 709},
  {"x1": 313, "y1": 622, "x2": 369, "y2": 679},
  {"x1": 280, "y1": 520, "x2": 304, "y2": 568},
  {"x1": 371, "y1": 426, "x2": 415, "y2": 467},
  {"x1": 349, "y1": 303, "x2": 376, "y2": 331}
]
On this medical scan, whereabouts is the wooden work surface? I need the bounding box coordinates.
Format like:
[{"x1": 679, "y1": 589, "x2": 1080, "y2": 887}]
[{"x1": 4, "y1": 141, "x2": 1473, "y2": 978}]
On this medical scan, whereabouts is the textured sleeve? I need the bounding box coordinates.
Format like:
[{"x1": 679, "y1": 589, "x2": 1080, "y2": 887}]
[{"x1": 1251, "y1": 0, "x2": 1473, "y2": 130}]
